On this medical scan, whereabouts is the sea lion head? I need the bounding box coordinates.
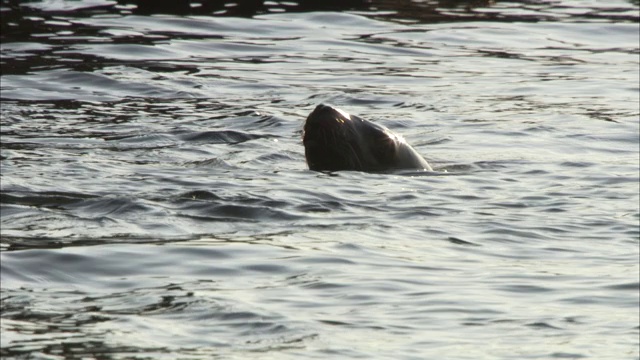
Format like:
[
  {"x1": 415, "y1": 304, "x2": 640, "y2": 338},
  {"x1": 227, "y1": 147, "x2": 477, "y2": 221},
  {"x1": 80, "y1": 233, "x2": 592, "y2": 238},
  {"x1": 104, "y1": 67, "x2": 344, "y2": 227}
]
[{"x1": 303, "y1": 104, "x2": 406, "y2": 172}]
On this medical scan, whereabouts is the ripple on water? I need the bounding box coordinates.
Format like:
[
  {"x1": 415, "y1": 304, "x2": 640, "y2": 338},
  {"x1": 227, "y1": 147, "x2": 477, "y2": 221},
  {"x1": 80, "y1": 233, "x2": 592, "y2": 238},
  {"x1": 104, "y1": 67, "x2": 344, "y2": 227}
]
[{"x1": 1, "y1": 1, "x2": 639, "y2": 359}]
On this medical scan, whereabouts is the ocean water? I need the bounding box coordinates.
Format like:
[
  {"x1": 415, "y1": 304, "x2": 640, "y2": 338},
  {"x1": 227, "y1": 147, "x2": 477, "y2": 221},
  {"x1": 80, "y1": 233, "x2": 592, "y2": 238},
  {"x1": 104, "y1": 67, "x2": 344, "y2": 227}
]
[{"x1": 1, "y1": 0, "x2": 639, "y2": 359}]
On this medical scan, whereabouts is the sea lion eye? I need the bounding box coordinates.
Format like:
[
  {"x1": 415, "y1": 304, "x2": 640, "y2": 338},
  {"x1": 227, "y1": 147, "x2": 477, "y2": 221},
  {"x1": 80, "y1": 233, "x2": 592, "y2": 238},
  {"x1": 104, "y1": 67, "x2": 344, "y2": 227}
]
[{"x1": 335, "y1": 108, "x2": 351, "y2": 120}]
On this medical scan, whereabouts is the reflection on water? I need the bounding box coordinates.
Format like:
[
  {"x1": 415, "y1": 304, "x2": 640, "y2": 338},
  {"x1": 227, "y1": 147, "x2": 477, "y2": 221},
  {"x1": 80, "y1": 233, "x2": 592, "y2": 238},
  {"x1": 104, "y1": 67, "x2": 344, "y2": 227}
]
[
  {"x1": 4, "y1": 0, "x2": 638, "y2": 21},
  {"x1": 1, "y1": 0, "x2": 639, "y2": 359}
]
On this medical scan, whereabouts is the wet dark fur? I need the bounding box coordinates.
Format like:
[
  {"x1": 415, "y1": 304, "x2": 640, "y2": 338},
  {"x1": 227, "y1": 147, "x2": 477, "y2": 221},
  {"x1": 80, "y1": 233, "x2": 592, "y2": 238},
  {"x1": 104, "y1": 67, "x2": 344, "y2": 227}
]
[{"x1": 303, "y1": 104, "x2": 431, "y2": 172}]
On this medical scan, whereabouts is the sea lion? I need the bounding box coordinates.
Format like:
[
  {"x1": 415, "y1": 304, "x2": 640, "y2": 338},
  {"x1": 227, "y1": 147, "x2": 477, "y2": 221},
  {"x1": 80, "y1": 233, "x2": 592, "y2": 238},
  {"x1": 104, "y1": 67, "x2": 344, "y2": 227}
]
[{"x1": 303, "y1": 104, "x2": 432, "y2": 172}]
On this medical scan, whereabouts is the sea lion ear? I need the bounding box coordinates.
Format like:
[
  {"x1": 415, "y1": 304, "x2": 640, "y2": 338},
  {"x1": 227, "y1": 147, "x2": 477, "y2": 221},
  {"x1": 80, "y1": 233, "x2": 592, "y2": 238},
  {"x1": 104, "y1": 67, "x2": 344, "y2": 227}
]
[{"x1": 367, "y1": 128, "x2": 395, "y2": 162}]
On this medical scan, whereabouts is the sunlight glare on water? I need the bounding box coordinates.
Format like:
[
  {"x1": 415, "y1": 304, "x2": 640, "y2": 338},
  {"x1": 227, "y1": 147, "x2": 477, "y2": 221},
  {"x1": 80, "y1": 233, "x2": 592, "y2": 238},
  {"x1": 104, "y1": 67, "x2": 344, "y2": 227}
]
[{"x1": 1, "y1": 0, "x2": 638, "y2": 359}]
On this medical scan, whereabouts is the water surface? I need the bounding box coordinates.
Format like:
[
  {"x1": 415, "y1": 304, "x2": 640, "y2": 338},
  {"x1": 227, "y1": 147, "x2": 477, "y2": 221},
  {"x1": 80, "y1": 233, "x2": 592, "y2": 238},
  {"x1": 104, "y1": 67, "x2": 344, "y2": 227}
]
[{"x1": 1, "y1": 0, "x2": 639, "y2": 359}]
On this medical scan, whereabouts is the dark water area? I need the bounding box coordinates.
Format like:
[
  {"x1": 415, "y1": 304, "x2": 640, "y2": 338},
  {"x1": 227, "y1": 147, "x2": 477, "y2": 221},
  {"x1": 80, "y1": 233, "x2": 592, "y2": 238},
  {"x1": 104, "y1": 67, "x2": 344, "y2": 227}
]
[{"x1": 1, "y1": 0, "x2": 639, "y2": 359}]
